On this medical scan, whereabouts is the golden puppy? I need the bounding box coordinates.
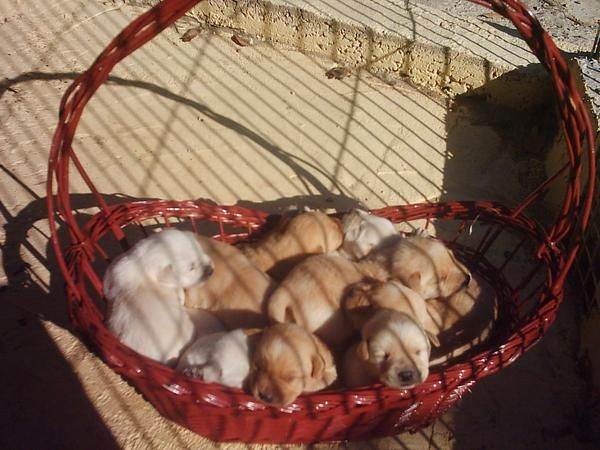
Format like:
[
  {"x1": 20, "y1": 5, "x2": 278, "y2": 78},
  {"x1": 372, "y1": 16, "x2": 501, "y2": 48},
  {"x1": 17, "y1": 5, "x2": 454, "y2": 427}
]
[
  {"x1": 342, "y1": 308, "x2": 434, "y2": 388},
  {"x1": 427, "y1": 274, "x2": 498, "y2": 366},
  {"x1": 343, "y1": 279, "x2": 440, "y2": 347},
  {"x1": 239, "y1": 210, "x2": 343, "y2": 280},
  {"x1": 185, "y1": 236, "x2": 275, "y2": 330},
  {"x1": 366, "y1": 231, "x2": 470, "y2": 300},
  {"x1": 248, "y1": 323, "x2": 337, "y2": 407},
  {"x1": 267, "y1": 254, "x2": 388, "y2": 348}
]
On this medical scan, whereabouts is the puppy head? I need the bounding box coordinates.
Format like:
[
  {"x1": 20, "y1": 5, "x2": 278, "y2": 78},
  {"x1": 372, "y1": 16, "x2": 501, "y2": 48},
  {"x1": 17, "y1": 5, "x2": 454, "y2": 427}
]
[
  {"x1": 357, "y1": 309, "x2": 431, "y2": 389},
  {"x1": 371, "y1": 281, "x2": 441, "y2": 347},
  {"x1": 206, "y1": 330, "x2": 253, "y2": 387},
  {"x1": 248, "y1": 323, "x2": 336, "y2": 407},
  {"x1": 179, "y1": 330, "x2": 253, "y2": 388},
  {"x1": 137, "y1": 229, "x2": 214, "y2": 289},
  {"x1": 402, "y1": 237, "x2": 470, "y2": 299},
  {"x1": 342, "y1": 209, "x2": 399, "y2": 259}
]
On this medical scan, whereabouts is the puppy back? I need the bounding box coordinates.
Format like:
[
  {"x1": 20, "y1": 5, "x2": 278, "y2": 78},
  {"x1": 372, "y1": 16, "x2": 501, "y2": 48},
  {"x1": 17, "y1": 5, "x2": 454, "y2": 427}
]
[
  {"x1": 267, "y1": 254, "x2": 365, "y2": 325},
  {"x1": 242, "y1": 211, "x2": 343, "y2": 272}
]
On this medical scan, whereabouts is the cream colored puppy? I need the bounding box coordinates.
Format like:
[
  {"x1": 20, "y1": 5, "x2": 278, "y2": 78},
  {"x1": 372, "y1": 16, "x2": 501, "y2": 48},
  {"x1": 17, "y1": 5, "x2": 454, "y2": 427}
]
[
  {"x1": 103, "y1": 229, "x2": 219, "y2": 365},
  {"x1": 367, "y1": 231, "x2": 470, "y2": 300},
  {"x1": 239, "y1": 210, "x2": 343, "y2": 280},
  {"x1": 343, "y1": 279, "x2": 440, "y2": 347},
  {"x1": 248, "y1": 323, "x2": 337, "y2": 407},
  {"x1": 177, "y1": 328, "x2": 259, "y2": 388},
  {"x1": 267, "y1": 254, "x2": 388, "y2": 348},
  {"x1": 341, "y1": 209, "x2": 401, "y2": 260},
  {"x1": 185, "y1": 235, "x2": 275, "y2": 330},
  {"x1": 427, "y1": 274, "x2": 498, "y2": 366},
  {"x1": 342, "y1": 308, "x2": 433, "y2": 388}
]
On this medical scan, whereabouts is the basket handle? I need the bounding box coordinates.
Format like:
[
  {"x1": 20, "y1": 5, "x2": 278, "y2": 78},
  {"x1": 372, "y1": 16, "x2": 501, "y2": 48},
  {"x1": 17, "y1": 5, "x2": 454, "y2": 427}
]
[
  {"x1": 472, "y1": 0, "x2": 596, "y2": 286},
  {"x1": 47, "y1": 0, "x2": 204, "y2": 296},
  {"x1": 47, "y1": 0, "x2": 596, "y2": 295}
]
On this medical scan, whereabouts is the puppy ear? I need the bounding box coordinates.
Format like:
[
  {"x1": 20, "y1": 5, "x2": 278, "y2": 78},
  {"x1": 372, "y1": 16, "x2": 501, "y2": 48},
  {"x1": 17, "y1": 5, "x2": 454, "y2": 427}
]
[
  {"x1": 330, "y1": 216, "x2": 344, "y2": 233},
  {"x1": 310, "y1": 335, "x2": 335, "y2": 382},
  {"x1": 406, "y1": 272, "x2": 422, "y2": 293},
  {"x1": 156, "y1": 263, "x2": 177, "y2": 285},
  {"x1": 425, "y1": 330, "x2": 440, "y2": 348},
  {"x1": 311, "y1": 353, "x2": 326, "y2": 380},
  {"x1": 356, "y1": 340, "x2": 370, "y2": 360},
  {"x1": 418, "y1": 309, "x2": 441, "y2": 348}
]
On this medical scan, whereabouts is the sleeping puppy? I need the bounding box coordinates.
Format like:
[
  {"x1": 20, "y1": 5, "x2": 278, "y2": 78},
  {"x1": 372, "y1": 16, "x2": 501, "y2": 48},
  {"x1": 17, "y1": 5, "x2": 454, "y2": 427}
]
[
  {"x1": 427, "y1": 273, "x2": 498, "y2": 366},
  {"x1": 185, "y1": 235, "x2": 275, "y2": 330},
  {"x1": 248, "y1": 323, "x2": 337, "y2": 407},
  {"x1": 366, "y1": 231, "x2": 470, "y2": 300},
  {"x1": 340, "y1": 208, "x2": 401, "y2": 260},
  {"x1": 343, "y1": 279, "x2": 440, "y2": 347},
  {"x1": 267, "y1": 254, "x2": 388, "y2": 348},
  {"x1": 103, "y1": 229, "x2": 220, "y2": 365},
  {"x1": 342, "y1": 308, "x2": 434, "y2": 388},
  {"x1": 239, "y1": 210, "x2": 343, "y2": 280},
  {"x1": 177, "y1": 328, "x2": 260, "y2": 388}
]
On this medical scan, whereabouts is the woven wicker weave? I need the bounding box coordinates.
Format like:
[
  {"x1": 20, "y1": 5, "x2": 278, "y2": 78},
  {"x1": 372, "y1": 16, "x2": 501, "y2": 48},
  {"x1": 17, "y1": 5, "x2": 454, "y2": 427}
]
[{"x1": 47, "y1": 0, "x2": 596, "y2": 443}]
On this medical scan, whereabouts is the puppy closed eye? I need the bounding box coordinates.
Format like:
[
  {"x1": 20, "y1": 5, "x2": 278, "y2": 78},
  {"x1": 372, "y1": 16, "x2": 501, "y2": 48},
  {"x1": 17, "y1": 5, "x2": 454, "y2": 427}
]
[
  {"x1": 373, "y1": 350, "x2": 391, "y2": 362},
  {"x1": 281, "y1": 371, "x2": 301, "y2": 383}
]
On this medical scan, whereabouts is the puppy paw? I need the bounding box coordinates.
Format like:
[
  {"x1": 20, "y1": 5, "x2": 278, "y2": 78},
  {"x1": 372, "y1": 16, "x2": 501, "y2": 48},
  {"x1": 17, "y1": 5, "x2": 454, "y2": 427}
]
[{"x1": 182, "y1": 366, "x2": 205, "y2": 379}]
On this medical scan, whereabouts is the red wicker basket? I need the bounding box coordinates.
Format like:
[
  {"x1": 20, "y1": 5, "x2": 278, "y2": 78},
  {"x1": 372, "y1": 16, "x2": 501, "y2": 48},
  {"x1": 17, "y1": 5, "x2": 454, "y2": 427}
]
[{"x1": 47, "y1": 0, "x2": 596, "y2": 443}]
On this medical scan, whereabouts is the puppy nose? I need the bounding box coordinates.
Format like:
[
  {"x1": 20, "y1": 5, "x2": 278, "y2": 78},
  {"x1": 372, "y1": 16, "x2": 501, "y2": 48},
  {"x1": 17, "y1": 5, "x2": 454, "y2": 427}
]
[
  {"x1": 257, "y1": 391, "x2": 272, "y2": 403},
  {"x1": 398, "y1": 370, "x2": 415, "y2": 383},
  {"x1": 203, "y1": 265, "x2": 214, "y2": 279}
]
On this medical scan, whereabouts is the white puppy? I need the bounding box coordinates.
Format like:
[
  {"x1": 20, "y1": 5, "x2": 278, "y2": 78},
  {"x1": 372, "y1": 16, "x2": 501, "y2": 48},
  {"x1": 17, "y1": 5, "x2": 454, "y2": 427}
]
[
  {"x1": 103, "y1": 229, "x2": 219, "y2": 365},
  {"x1": 341, "y1": 209, "x2": 400, "y2": 260},
  {"x1": 177, "y1": 329, "x2": 257, "y2": 388}
]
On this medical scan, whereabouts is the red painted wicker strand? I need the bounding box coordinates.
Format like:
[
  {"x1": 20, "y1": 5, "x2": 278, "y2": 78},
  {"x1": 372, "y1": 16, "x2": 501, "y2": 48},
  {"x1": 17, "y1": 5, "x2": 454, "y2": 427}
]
[{"x1": 47, "y1": 0, "x2": 596, "y2": 443}]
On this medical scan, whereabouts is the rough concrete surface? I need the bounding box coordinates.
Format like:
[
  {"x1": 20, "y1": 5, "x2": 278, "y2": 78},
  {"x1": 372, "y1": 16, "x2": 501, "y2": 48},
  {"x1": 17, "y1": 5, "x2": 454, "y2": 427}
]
[{"x1": 1, "y1": 0, "x2": 599, "y2": 449}]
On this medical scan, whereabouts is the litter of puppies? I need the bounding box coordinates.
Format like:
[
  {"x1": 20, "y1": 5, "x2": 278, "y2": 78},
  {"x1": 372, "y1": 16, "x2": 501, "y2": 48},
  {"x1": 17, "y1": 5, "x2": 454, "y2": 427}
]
[{"x1": 103, "y1": 209, "x2": 498, "y2": 406}]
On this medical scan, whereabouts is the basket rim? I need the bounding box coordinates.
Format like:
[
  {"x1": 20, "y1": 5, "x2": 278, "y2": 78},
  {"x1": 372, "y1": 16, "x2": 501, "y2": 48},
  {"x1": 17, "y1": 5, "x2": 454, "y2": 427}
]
[{"x1": 64, "y1": 198, "x2": 562, "y2": 414}]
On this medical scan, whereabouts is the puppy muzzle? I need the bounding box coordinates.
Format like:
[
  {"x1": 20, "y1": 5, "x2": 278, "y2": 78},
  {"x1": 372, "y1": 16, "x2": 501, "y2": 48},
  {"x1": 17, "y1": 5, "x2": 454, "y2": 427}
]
[
  {"x1": 201, "y1": 264, "x2": 214, "y2": 281},
  {"x1": 383, "y1": 365, "x2": 424, "y2": 389}
]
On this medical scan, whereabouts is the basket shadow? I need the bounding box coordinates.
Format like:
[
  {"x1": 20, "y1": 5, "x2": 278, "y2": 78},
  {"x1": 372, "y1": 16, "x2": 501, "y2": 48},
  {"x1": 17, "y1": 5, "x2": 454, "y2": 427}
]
[
  {"x1": 0, "y1": 301, "x2": 121, "y2": 450},
  {"x1": 448, "y1": 294, "x2": 594, "y2": 449},
  {"x1": 2, "y1": 185, "x2": 300, "y2": 448},
  {"x1": 435, "y1": 64, "x2": 594, "y2": 448},
  {"x1": 0, "y1": 190, "x2": 141, "y2": 448}
]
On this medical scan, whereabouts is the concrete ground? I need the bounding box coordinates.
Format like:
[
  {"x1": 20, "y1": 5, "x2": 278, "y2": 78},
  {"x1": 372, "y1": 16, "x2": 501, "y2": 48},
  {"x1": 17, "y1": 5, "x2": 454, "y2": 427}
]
[{"x1": 1, "y1": 0, "x2": 599, "y2": 449}]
